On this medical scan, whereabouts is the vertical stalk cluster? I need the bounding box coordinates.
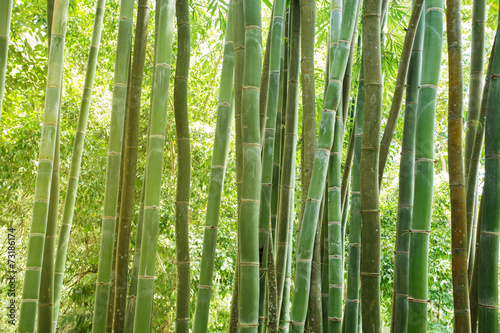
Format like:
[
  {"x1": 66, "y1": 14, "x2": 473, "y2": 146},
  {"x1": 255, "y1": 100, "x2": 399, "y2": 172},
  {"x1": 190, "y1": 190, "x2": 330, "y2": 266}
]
[
  {"x1": 113, "y1": 1, "x2": 151, "y2": 330},
  {"x1": 258, "y1": 0, "x2": 286, "y2": 328},
  {"x1": 91, "y1": 0, "x2": 134, "y2": 330},
  {"x1": 18, "y1": 0, "x2": 69, "y2": 331},
  {"x1": 192, "y1": 3, "x2": 233, "y2": 332},
  {"x1": 289, "y1": 0, "x2": 359, "y2": 331},
  {"x1": 407, "y1": 1, "x2": 444, "y2": 331}
]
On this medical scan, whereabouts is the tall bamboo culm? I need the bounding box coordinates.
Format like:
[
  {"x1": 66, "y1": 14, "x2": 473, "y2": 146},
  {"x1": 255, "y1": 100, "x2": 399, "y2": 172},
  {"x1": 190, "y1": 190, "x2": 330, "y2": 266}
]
[
  {"x1": 174, "y1": 0, "x2": 191, "y2": 330},
  {"x1": 17, "y1": 0, "x2": 70, "y2": 331},
  {"x1": 238, "y1": 0, "x2": 262, "y2": 330},
  {"x1": 0, "y1": 0, "x2": 12, "y2": 117},
  {"x1": 258, "y1": 0, "x2": 286, "y2": 328},
  {"x1": 464, "y1": 0, "x2": 486, "y2": 255},
  {"x1": 192, "y1": 3, "x2": 234, "y2": 332},
  {"x1": 276, "y1": 0, "x2": 300, "y2": 321},
  {"x1": 52, "y1": 1, "x2": 106, "y2": 329},
  {"x1": 113, "y1": 1, "x2": 151, "y2": 331},
  {"x1": 390, "y1": 6, "x2": 424, "y2": 333},
  {"x1": 91, "y1": 0, "x2": 134, "y2": 330},
  {"x1": 359, "y1": 0, "x2": 383, "y2": 329},
  {"x1": 477, "y1": 10, "x2": 500, "y2": 332},
  {"x1": 228, "y1": 0, "x2": 245, "y2": 329},
  {"x1": 132, "y1": 0, "x2": 175, "y2": 330},
  {"x1": 407, "y1": 0, "x2": 444, "y2": 331},
  {"x1": 446, "y1": 0, "x2": 471, "y2": 330},
  {"x1": 344, "y1": 56, "x2": 364, "y2": 333},
  {"x1": 289, "y1": 0, "x2": 359, "y2": 331}
]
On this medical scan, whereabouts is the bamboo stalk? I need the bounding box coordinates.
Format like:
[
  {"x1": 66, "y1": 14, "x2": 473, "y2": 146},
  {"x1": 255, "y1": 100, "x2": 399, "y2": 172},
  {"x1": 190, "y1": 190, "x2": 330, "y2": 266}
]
[
  {"x1": 378, "y1": 0, "x2": 424, "y2": 188},
  {"x1": 464, "y1": 0, "x2": 486, "y2": 250},
  {"x1": 113, "y1": 1, "x2": 151, "y2": 331},
  {"x1": 477, "y1": 11, "x2": 500, "y2": 331},
  {"x1": 359, "y1": 0, "x2": 384, "y2": 329},
  {"x1": 192, "y1": 4, "x2": 234, "y2": 332},
  {"x1": 390, "y1": 6, "x2": 424, "y2": 333},
  {"x1": 446, "y1": 0, "x2": 471, "y2": 330},
  {"x1": 0, "y1": 0, "x2": 13, "y2": 118},
  {"x1": 237, "y1": 0, "x2": 263, "y2": 331},
  {"x1": 407, "y1": 1, "x2": 445, "y2": 331},
  {"x1": 17, "y1": 0, "x2": 70, "y2": 330}
]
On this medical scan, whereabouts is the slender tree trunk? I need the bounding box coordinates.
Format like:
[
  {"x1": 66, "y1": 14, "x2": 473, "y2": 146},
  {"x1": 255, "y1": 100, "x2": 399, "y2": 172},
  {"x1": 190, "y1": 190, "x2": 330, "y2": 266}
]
[
  {"x1": 132, "y1": 0, "x2": 175, "y2": 330},
  {"x1": 407, "y1": 1, "x2": 444, "y2": 331},
  {"x1": 17, "y1": 0, "x2": 69, "y2": 330}
]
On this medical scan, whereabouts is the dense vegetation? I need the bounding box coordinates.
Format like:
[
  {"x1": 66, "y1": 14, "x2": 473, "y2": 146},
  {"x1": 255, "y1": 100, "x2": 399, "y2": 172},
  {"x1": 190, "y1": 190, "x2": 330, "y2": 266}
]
[{"x1": 0, "y1": 0, "x2": 499, "y2": 332}]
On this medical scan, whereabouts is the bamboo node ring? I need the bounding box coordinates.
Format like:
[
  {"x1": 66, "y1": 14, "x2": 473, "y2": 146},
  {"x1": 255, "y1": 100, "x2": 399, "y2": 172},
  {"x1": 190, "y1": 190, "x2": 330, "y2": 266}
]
[
  {"x1": 480, "y1": 230, "x2": 500, "y2": 236},
  {"x1": 415, "y1": 158, "x2": 434, "y2": 163},
  {"x1": 425, "y1": 7, "x2": 445, "y2": 14},
  {"x1": 245, "y1": 25, "x2": 262, "y2": 31},
  {"x1": 328, "y1": 79, "x2": 342, "y2": 84},
  {"x1": 349, "y1": 243, "x2": 361, "y2": 247},
  {"x1": 410, "y1": 228, "x2": 431, "y2": 234},
  {"x1": 363, "y1": 13, "x2": 381, "y2": 18},
  {"x1": 346, "y1": 299, "x2": 360, "y2": 303},
  {"x1": 240, "y1": 262, "x2": 260, "y2": 267},
  {"x1": 360, "y1": 272, "x2": 381, "y2": 277},
  {"x1": 328, "y1": 317, "x2": 342, "y2": 322},
  {"x1": 485, "y1": 155, "x2": 500, "y2": 159},
  {"x1": 296, "y1": 258, "x2": 312, "y2": 263},
  {"x1": 408, "y1": 297, "x2": 430, "y2": 304},
  {"x1": 240, "y1": 199, "x2": 260, "y2": 204},
  {"x1": 211, "y1": 164, "x2": 225, "y2": 169},
  {"x1": 394, "y1": 251, "x2": 409, "y2": 255},
  {"x1": 290, "y1": 321, "x2": 305, "y2": 326},
  {"x1": 307, "y1": 198, "x2": 321, "y2": 203},
  {"x1": 395, "y1": 293, "x2": 408, "y2": 297},
  {"x1": 96, "y1": 281, "x2": 112, "y2": 286},
  {"x1": 242, "y1": 143, "x2": 262, "y2": 148},
  {"x1": 21, "y1": 299, "x2": 39, "y2": 303},
  {"x1": 328, "y1": 255, "x2": 342, "y2": 259},
  {"x1": 242, "y1": 85, "x2": 260, "y2": 91},
  {"x1": 328, "y1": 221, "x2": 341, "y2": 226},
  {"x1": 138, "y1": 275, "x2": 155, "y2": 280},
  {"x1": 420, "y1": 84, "x2": 438, "y2": 89},
  {"x1": 328, "y1": 186, "x2": 340, "y2": 191},
  {"x1": 360, "y1": 209, "x2": 380, "y2": 214},
  {"x1": 478, "y1": 303, "x2": 499, "y2": 309},
  {"x1": 26, "y1": 266, "x2": 42, "y2": 271}
]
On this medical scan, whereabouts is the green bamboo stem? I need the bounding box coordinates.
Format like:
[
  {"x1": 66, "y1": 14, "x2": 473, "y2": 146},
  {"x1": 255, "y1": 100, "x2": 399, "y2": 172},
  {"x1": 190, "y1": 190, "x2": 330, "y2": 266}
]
[
  {"x1": 320, "y1": 187, "x2": 328, "y2": 333},
  {"x1": 464, "y1": 0, "x2": 486, "y2": 251},
  {"x1": 275, "y1": 0, "x2": 299, "y2": 321},
  {"x1": 378, "y1": 0, "x2": 424, "y2": 188},
  {"x1": 290, "y1": 0, "x2": 359, "y2": 331},
  {"x1": 131, "y1": 0, "x2": 174, "y2": 331},
  {"x1": 466, "y1": 0, "x2": 488, "y2": 266},
  {"x1": 238, "y1": 0, "x2": 263, "y2": 330},
  {"x1": 260, "y1": 23, "x2": 272, "y2": 141},
  {"x1": 267, "y1": 233, "x2": 278, "y2": 333},
  {"x1": 477, "y1": 11, "x2": 500, "y2": 331},
  {"x1": 278, "y1": 215, "x2": 293, "y2": 333},
  {"x1": 307, "y1": 214, "x2": 323, "y2": 333},
  {"x1": 0, "y1": 0, "x2": 13, "y2": 118},
  {"x1": 468, "y1": 43, "x2": 494, "y2": 331},
  {"x1": 344, "y1": 58, "x2": 364, "y2": 333},
  {"x1": 37, "y1": 119, "x2": 60, "y2": 333},
  {"x1": 228, "y1": 0, "x2": 245, "y2": 328},
  {"x1": 17, "y1": 0, "x2": 69, "y2": 331},
  {"x1": 257, "y1": 0, "x2": 286, "y2": 329},
  {"x1": 192, "y1": 4, "x2": 234, "y2": 332},
  {"x1": 173, "y1": 0, "x2": 191, "y2": 331},
  {"x1": 470, "y1": 194, "x2": 484, "y2": 333},
  {"x1": 327, "y1": 105, "x2": 343, "y2": 332},
  {"x1": 446, "y1": 0, "x2": 471, "y2": 330},
  {"x1": 90, "y1": 0, "x2": 134, "y2": 330},
  {"x1": 113, "y1": 2, "x2": 151, "y2": 331},
  {"x1": 407, "y1": 1, "x2": 444, "y2": 331},
  {"x1": 390, "y1": 7, "x2": 424, "y2": 333},
  {"x1": 359, "y1": 0, "x2": 384, "y2": 329}
]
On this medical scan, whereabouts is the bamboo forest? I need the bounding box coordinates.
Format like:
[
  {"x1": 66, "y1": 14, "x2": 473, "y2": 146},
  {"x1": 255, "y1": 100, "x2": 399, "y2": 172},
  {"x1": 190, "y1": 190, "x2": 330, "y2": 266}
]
[{"x1": 2, "y1": 0, "x2": 500, "y2": 331}]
